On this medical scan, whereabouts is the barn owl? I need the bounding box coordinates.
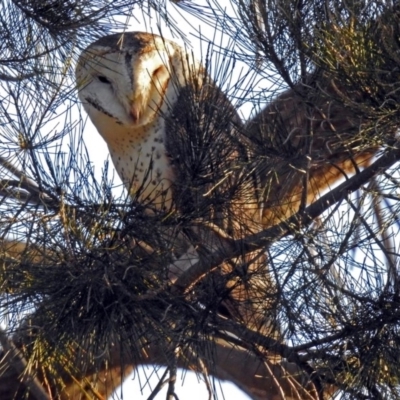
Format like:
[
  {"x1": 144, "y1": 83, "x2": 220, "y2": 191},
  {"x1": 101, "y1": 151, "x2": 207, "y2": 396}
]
[{"x1": 76, "y1": 32, "x2": 272, "y2": 334}]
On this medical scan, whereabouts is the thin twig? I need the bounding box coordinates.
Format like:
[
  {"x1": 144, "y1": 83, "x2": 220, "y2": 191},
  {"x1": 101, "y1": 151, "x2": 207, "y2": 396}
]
[
  {"x1": 147, "y1": 368, "x2": 169, "y2": 400},
  {"x1": 166, "y1": 353, "x2": 178, "y2": 400}
]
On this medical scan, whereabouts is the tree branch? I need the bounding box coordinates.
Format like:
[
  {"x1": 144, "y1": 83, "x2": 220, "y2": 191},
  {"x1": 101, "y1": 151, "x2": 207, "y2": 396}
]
[{"x1": 173, "y1": 145, "x2": 400, "y2": 292}]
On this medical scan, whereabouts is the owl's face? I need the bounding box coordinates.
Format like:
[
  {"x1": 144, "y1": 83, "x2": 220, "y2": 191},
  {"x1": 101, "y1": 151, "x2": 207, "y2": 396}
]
[{"x1": 76, "y1": 32, "x2": 197, "y2": 129}]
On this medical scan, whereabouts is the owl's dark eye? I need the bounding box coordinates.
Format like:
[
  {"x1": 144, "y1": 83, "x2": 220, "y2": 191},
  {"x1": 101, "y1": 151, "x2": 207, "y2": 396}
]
[{"x1": 98, "y1": 75, "x2": 111, "y2": 84}]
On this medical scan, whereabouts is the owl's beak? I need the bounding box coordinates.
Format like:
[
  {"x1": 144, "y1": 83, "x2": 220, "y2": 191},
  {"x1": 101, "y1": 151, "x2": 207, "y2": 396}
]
[
  {"x1": 130, "y1": 104, "x2": 141, "y2": 122},
  {"x1": 130, "y1": 92, "x2": 146, "y2": 123}
]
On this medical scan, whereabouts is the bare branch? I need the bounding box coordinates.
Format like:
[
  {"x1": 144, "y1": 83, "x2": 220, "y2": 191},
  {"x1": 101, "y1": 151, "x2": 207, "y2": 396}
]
[{"x1": 173, "y1": 145, "x2": 400, "y2": 292}]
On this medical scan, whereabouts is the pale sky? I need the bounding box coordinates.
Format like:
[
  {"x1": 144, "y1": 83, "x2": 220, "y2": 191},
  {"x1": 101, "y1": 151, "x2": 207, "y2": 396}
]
[
  {"x1": 3, "y1": 3, "x2": 391, "y2": 399},
  {"x1": 115, "y1": 365, "x2": 251, "y2": 399}
]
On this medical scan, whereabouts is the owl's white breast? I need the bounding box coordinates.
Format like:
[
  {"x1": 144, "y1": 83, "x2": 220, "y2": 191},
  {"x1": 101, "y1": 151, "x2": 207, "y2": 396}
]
[{"x1": 88, "y1": 106, "x2": 174, "y2": 210}]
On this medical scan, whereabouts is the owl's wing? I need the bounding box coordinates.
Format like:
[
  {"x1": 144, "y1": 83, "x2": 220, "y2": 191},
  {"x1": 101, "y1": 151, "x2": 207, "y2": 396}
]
[{"x1": 245, "y1": 73, "x2": 380, "y2": 227}]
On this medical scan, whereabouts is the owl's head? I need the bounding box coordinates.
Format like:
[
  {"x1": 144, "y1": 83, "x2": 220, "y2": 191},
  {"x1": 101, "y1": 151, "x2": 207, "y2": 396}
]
[{"x1": 76, "y1": 32, "x2": 201, "y2": 128}]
